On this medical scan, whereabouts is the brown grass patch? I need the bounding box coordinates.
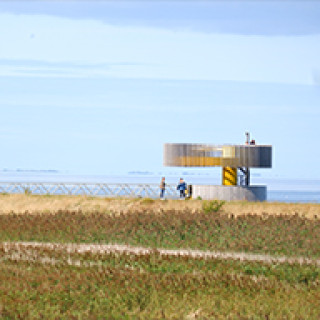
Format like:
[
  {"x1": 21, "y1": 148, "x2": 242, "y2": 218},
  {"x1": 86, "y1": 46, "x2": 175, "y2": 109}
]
[{"x1": 0, "y1": 194, "x2": 319, "y2": 219}]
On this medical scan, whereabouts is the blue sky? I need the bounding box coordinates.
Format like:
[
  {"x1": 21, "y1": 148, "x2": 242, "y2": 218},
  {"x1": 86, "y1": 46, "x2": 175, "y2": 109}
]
[{"x1": 0, "y1": 1, "x2": 320, "y2": 178}]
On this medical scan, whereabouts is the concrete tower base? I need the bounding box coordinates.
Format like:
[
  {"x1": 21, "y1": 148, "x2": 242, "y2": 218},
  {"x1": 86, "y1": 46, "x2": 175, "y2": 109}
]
[{"x1": 192, "y1": 185, "x2": 266, "y2": 201}]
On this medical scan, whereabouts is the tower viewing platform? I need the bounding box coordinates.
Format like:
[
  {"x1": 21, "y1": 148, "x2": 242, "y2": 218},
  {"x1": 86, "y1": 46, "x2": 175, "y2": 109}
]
[{"x1": 163, "y1": 143, "x2": 272, "y2": 201}]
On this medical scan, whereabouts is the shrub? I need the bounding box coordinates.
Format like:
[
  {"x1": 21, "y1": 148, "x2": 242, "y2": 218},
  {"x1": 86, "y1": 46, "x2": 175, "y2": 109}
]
[
  {"x1": 141, "y1": 198, "x2": 155, "y2": 204},
  {"x1": 24, "y1": 187, "x2": 32, "y2": 195},
  {"x1": 202, "y1": 200, "x2": 225, "y2": 214}
]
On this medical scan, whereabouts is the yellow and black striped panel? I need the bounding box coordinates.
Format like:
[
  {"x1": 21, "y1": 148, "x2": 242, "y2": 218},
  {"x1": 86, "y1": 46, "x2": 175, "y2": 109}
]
[{"x1": 222, "y1": 167, "x2": 237, "y2": 185}]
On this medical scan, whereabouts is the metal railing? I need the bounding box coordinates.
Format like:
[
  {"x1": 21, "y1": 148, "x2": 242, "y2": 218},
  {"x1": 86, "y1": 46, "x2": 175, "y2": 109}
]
[{"x1": 0, "y1": 182, "x2": 180, "y2": 199}]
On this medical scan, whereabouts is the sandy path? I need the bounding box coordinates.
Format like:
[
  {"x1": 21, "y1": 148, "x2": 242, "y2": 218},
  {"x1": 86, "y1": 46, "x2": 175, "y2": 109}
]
[{"x1": 1, "y1": 241, "x2": 320, "y2": 266}]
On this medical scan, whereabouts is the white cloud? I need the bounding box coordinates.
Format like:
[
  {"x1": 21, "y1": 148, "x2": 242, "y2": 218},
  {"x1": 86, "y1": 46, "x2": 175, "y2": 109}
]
[{"x1": 1, "y1": 13, "x2": 320, "y2": 84}]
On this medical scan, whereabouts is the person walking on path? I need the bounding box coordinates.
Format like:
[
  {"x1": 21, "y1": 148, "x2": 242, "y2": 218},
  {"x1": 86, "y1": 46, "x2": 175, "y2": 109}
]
[
  {"x1": 160, "y1": 177, "x2": 166, "y2": 199},
  {"x1": 177, "y1": 178, "x2": 187, "y2": 199}
]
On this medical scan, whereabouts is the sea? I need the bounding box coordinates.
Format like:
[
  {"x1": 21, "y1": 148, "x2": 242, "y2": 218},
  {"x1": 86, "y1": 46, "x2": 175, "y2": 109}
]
[{"x1": 0, "y1": 171, "x2": 319, "y2": 203}]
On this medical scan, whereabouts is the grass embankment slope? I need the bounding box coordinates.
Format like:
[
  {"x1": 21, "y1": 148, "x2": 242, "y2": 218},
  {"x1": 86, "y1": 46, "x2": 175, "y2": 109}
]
[
  {"x1": 1, "y1": 194, "x2": 320, "y2": 319},
  {"x1": 0, "y1": 194, "x2": 319, "y2": 218}
]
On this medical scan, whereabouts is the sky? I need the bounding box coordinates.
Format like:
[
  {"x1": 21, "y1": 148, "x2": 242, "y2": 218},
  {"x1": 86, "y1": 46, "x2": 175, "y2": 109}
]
[{"x1": 0, "y1": 1, "x2": 320, "y2": 179}]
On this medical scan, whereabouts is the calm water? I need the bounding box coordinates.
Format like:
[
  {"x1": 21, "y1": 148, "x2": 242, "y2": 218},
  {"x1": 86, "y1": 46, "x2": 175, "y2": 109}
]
[
  {"x1": 268, "y1": 191, "x2": 320, "y2": 203},
  {"x1": 0, "y1": 172, "x2": 319, "y2": 203}
]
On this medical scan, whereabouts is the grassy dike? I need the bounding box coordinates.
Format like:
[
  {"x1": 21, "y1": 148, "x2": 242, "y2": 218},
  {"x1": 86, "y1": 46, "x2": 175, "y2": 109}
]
[
  {"x1": 0, "y1": 194, "x2": 320, "y2": 319},
  {"x1": 0, "y1": 194, "x2": 320, "y2": 219}
]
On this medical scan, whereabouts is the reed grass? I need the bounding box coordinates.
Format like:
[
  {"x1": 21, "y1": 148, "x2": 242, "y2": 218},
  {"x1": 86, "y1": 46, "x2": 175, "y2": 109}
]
[
  {"x1": 0, "y1": 194, "x2": 319, "y2": 219},
  {"x1": 1, "y1": 248, "x2": 319, "y2": 319},
  {"x1": 1, "y1": 209, "x2": 320, "y2": 258},
  {"x1": 1, "y1": 194, "x2": 320, "y2": 318}
]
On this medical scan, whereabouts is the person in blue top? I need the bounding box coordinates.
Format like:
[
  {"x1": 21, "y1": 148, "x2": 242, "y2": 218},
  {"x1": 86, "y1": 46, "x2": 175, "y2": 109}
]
[{"x1": 177, "y1": 178, "x2": 187, "y2": 199}]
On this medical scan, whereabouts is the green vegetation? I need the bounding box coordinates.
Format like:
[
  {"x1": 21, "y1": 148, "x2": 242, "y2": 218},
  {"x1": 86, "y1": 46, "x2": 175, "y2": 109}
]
[
  {"x1": 202, "y1": 200, "x2": 225, "y2": 213},
  {"x1": 1, "y1": 210, "x2": 320, "y2": 258},
  {"x1": 1, "y1": 206, "x2": 320, "y2": 318},
  {"x1": 24, "y1": 187, "x2": 32, "y2": 195},
  {"x1": 140, "y1": 198, "x2": 155, "y2": 204},
  {"x1": 1, "y1": 247, "x2": 319, "y2": 319}
]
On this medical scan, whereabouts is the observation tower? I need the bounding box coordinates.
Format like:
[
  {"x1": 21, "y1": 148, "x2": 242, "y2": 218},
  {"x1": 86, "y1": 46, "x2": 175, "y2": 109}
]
[{"x1": 163, "y1": 139, "x2": 272, "y2": 201}]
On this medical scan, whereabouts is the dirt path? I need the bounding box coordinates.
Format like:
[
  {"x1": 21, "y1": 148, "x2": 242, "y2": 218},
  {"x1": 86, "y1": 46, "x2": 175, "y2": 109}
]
[{"x1": 1, "y1": 241, "x2": 320, "y2": 266}]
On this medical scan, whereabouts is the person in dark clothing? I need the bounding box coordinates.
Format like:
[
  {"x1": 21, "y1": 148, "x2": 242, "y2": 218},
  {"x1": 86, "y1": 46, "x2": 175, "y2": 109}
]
[{"x1": 177, "y1": 178, "x2": 187, "y2": 199}]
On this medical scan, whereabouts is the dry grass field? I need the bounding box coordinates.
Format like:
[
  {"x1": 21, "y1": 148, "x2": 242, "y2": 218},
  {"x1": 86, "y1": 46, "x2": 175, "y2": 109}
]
[
  {"x1": 0, "y1": 193, "x2": 319, "y2": 219},
  {"x1": 1, "y1": 194, "x2": 320, "y2": 318}
]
